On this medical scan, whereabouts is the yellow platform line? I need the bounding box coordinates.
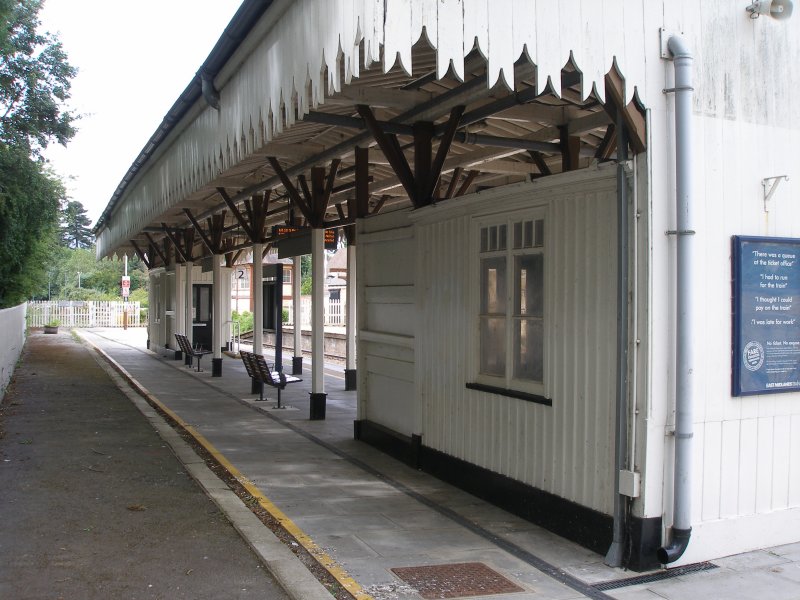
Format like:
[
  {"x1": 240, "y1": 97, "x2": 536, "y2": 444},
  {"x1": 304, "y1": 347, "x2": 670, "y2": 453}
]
[{"x1": 78, "y1": 332, "x2": 374, "y2": 600}]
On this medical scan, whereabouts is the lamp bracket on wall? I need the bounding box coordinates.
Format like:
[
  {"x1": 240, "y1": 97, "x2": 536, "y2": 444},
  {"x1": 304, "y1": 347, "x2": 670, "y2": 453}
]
[
  {"x1": 763, "y1": 175, "x2": 789, "y2": 212},
  {"x1": 747, "y1": 0, "x2": 794, "y2": 19}
]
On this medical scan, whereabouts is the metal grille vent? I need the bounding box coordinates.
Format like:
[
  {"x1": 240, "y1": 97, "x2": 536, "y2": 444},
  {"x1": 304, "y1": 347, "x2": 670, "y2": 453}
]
[{"x1": 592, "y1": 562, "x2": 719, "y2": 591}]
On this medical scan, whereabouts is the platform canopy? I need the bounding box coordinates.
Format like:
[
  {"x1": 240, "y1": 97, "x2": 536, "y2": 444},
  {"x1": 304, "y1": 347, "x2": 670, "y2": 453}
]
[{"x1": 95, "y1": 0, "x2": 650, "y2": 263}]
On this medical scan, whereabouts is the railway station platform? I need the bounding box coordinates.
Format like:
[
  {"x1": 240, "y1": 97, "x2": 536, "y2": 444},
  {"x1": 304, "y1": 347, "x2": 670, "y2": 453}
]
[{"x1": 2, "y1": 328, "x2": 799, "y2": 600}]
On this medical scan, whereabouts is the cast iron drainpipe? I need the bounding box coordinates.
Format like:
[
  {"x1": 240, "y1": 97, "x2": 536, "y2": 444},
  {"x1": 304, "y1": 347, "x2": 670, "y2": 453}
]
[{"x1": 658, "y1": 34, "x2": 695, "y2": 565}]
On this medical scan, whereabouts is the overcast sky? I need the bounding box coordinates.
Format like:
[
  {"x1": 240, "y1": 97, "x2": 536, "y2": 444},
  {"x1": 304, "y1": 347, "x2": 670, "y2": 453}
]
[{"x1": 40, "y1": 0, "x2": 244, "y2": 225}]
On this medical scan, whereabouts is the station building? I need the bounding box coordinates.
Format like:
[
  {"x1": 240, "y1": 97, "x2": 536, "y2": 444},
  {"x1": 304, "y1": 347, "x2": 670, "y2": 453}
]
[{"x1": 94, "y1": 0, "x2": 800, "y2": 570}]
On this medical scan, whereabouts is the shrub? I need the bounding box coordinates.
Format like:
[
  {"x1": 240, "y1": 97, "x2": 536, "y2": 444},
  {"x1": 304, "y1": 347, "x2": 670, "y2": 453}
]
[{"x1": 231, "y1": 310, "x2": 254, "y2": 334}]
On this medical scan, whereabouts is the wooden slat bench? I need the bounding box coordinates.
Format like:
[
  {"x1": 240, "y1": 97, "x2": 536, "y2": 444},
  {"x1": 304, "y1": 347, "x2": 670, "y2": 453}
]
[
  {"x1": 239, "y1": 350, "x2": 301, "y2": 407},
  {"x1": 174, "y1": 333, "x2": 213, "y2": 372}
]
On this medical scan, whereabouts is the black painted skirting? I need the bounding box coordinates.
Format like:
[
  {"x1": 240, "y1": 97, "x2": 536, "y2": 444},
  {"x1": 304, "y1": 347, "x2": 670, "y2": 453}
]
[
  {"x1": 354, "y1": 419, "x2": 661, "y2": 571},
  {"x1": 626, "y1": 514, "x2": 663, "y2": 571}
]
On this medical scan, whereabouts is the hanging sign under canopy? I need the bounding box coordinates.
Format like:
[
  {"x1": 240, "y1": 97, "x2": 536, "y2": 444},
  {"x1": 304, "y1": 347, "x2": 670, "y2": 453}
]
[{"x1": 272, "y1": 226, "x2": 338, "y2": 258}]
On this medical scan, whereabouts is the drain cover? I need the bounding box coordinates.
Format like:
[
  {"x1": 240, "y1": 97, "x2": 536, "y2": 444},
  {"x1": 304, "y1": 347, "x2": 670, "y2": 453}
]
[
  {"x1": 592, "y1": 562, "x2": 719, "y2": 591},
  {"x1": 390, "y1": 562, "x2": 524, "y2": 599}
]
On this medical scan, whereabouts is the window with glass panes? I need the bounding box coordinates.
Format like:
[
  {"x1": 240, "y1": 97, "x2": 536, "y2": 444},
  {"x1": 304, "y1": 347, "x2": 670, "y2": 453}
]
[{"x1": 478, "y1": 215, "x2": 544, "y2": 390}]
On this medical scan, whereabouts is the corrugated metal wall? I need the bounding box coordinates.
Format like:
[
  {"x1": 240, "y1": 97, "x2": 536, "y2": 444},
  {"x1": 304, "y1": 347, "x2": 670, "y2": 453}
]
[{"x1": 413, "y1": 169, "x2": 619, "y2": 515}]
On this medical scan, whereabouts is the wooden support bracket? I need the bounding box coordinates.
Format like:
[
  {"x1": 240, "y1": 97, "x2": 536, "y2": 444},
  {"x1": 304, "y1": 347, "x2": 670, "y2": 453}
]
[{"x1": 604, "y1": 68, "x2": 646, "y2": 155}]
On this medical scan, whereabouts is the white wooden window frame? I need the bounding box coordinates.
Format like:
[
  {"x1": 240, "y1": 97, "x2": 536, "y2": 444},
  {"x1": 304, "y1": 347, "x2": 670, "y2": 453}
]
[{"x1": 471, "y1": 208, "x2": 548, "y2": 398}]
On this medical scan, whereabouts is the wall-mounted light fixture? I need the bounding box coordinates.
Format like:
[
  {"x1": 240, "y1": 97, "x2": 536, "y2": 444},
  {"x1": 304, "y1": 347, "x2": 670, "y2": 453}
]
[{"x1": 746, "y1": 0, "x2": 794, "y2": 19}]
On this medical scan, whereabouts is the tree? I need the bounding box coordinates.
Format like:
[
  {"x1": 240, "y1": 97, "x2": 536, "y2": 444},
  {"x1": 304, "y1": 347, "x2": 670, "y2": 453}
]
[
  {"x1": 0, "y1": 144, "x2": 63, "y2": 305},
  {"x1": 60, "y1": 199, "x2": 93, "y2": 248},
  {"x1": 0, "y1": 0, "x2": 77, "y2": 155},
  {"x1": 0, "y1": 0, "x2": 77, "y2": 307},
  {"x1": 31, "y1": 247, "x2": 149, "y2": 302}
]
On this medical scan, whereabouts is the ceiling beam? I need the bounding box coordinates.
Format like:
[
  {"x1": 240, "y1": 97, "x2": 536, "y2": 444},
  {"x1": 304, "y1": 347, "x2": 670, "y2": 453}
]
[
  {"x1": 183, "y1": 208, "x2": 215, "y2": 254},
  {"x1": 595, "y1": 124, "x2": 618, "y2": 161},
  {"x1": 444, "y1": 166, "x2": 463, "y2": 199},
  {"x1": 144, "y1": 233, "x2": 169, "y2": 265},
  {"x1": 358, "y1": 104, "x2": 416, "y2": 202},
  {"x1": 129, "y1": 240, "x2": 151, "y2": 269},
  {"x1": 477, "y1": 159, "x2": 541, "y2": 175},
  {"x1": 560, "y1": 126, "x2": 582, "y2": 172},
  {"x1": 427, "y1": 105, "x2": 465, "y2": 200},
  {"x1": 267, "y1": 157, "x2": 314, "y2": 224},
  {"x1": 528, "y1": 151, "x2": 552, "y2": 176},
  {"x1": 218, "y1": 187, "x2": 256, "y2": 241},
  {"x1": 455, "y1": 170, "x2": 479, "y2": 196},
  {"x1": 324, "y1": 86, "x2": 433, "y2": 110}
]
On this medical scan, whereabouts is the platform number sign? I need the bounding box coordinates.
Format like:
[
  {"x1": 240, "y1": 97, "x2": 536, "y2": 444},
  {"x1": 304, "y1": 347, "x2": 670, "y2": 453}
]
[{"x1": 121, "y1": 275, "x2": 131, "y2": 299}]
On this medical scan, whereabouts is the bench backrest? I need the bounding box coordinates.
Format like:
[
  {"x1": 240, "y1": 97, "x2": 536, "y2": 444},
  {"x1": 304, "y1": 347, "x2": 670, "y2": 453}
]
[
  {"x1": 239, "y1": 351, "x2": 294, "y2": 388},
  {"x1": 239, "y1": 350, "x2": 257, "y2": 378},
  {"x1": 174, "y1": 333, "x2": 190, "y2": 355},
  {"x1": 251, "y1": 353, "x2": 276, "y2": 385}
]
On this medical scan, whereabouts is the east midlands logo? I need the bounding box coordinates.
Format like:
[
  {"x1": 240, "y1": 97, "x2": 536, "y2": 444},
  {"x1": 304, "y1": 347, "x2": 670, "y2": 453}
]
[{"x1": 743, "y1": 341, "x2": 765, "y2": 371}]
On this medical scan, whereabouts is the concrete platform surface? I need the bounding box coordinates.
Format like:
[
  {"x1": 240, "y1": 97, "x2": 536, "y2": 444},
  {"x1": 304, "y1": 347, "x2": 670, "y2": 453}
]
[
  {"x1": 0, "y1": 331, "x2": 290, "y2": 600},
  {"x1": 4, "y1": 327, "x2": 800, "y2": 600}
]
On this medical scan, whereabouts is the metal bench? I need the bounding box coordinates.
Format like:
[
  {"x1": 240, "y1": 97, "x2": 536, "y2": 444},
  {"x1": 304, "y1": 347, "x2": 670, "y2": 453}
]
[
  {"x1": 174, "y1": 333, "x2": 213, "y2": 372},
  {"x1": 239, "y1": 350, "x2": 301, "y2": 407}
]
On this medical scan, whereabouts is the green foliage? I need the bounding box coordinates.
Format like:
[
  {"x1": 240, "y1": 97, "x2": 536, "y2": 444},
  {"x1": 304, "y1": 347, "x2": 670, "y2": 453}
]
[
  {"x1": 300, "y1": 254, "x2": 312, "y2": 294},
  {"x1": 282, "y1": 308, "x2": 289, "y2": 323},
  {"x1": 0, "y1": 0, "x2": 77, "y2": 307},
  {"x1": 231, "y1": 310, "x2": 253, "y2": 335},
  {"x1": 300, "y1": 277, "x2": 312, "y2": 295},
  {"x1": 30, "y1": 246, "x2": 149, "y2": 302},
  {"x1": 128, "y1": 287, "x2": 148, "y2": 307},
  {"x1": 60, "y1": 199, "x2": 93, "y2": 248},
  {"x1": 0, "y1": 144, "x2": 62, "y2": 306},
  {"x1": 0, "y1": 0, "x2": 77, "y2": 155}
]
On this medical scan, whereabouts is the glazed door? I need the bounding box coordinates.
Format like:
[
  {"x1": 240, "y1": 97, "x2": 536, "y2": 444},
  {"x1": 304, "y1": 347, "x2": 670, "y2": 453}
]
[{"x1": 192, "y1": 284, "x2": 212, "y2": 350}]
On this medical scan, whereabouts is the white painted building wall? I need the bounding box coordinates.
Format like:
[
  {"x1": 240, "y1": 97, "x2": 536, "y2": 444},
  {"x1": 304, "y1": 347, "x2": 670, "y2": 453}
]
[
  {"x1": 642, "y1": 3, "x2": 800, "y2": 565},
  {"x1": 357, "y1": 210, "x2": 416, "y2": 435},
  {"x1": 409, "y1": 168, "x2": 620, "y2": 515}
]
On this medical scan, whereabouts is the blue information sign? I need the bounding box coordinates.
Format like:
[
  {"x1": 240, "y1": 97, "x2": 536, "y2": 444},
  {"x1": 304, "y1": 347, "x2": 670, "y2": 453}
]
[{"x1": 733, "y1": 236, "x2": 800, "y2": 396}]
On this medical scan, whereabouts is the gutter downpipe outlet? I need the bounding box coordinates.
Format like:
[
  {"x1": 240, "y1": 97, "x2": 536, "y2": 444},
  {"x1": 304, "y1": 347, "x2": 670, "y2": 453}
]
[{"x1": 658, "y1": 34, "x2": 694, "y2": 565}]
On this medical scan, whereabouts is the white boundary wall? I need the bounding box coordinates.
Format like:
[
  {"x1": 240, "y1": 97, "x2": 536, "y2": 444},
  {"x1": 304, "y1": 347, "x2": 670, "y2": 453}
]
[{"x1": 0, "y1": 303, "x2": 26, "y2": 401}]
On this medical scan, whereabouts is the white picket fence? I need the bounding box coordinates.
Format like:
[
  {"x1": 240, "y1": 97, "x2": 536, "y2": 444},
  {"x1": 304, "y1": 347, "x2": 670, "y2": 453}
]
[
  {"x1": 286, "y1": 297, "x2": 344, "y2": 328},
  {"x1": 27, "y1": 301, "x2": 142, "y2": 328}
]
